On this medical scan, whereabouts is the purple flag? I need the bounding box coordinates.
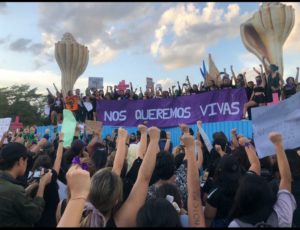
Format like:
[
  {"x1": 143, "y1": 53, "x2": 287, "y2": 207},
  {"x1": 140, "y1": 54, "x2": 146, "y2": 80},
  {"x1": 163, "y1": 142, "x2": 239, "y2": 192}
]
[{"x1": 96, "y1": 88, "x2": 247, "y2": 128}]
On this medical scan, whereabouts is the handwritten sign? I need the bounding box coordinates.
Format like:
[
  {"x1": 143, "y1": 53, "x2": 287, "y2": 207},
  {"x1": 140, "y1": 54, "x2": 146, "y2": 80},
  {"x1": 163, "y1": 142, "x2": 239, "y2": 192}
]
[
  {"x1": 88, "y1": 77, "x2": 103, "y2": 89},
  {"x1": 0, "y1": 118, "x2": 12, "y2": 140},
  {"x1": 85, "y1": 120, "x2": 102, "y2": 134},
  {"x1": 146, "y1": 77, "x2": 154, "y2": 90},
  {"x1": 252, "y1": 92, "x2": 300, "y2": 158}
]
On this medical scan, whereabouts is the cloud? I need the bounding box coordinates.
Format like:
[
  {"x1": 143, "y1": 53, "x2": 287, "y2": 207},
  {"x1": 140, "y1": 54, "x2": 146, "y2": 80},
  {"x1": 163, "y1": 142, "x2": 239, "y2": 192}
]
[
  {"x1": 9, "y1": 38, "x2": 45, "y2": 55},
  {"x1": 151, "y1": 3, "x2": 253, "y2": 70},
  {"x1": 9, "y1": 38, "x2": 32, "y2": 52},
  {"x1": 284, "y1": 2, "x2": 300, "y2": 52},
  {"x1": 156, "y1": 78, "x2": 176, "y2": 90},
  {"x1": 0, "y1": 3, "x2": 7, "y2": 13},
  {"x1": 37, "y1": 3, "x2": 169, "y2": 65}
]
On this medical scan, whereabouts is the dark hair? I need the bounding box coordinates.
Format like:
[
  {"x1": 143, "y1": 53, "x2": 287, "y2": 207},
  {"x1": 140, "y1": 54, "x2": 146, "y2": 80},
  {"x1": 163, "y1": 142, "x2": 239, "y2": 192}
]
[
  {"x1": 213, "y1": 155, "x2": 241, "y2": 196},
  {"x1": 213, "y1": 131, "x2": 228, "y2": 142},
  {"x1": 106, "y1": 151, "x2": 128, "y2": 179},
  {"x1": 231, "y1": 146, "x2": 250, "y2": 173},
  {"x1": 189, "y1": 128, "x2": 194, "y2": 136},
  {"x1": 174, "y1": 152, "x2": 185, "y2": 169},
  {"x1": 160, "y1": 130, "x2": 167, "y2": 139},
  {"x1": 285, "y1": 149, "x2": 300, "y2": 180},
  {"x1": 154, "y1": 151, "x2": 175, "y2": 180},
  {"x1": 89, "y1": 148, "x2": 108, "y2": 176},
  {"x1": 0, "y1": 143, "x2": 29, "y2": 170},
  {"x1": 136, "y1": 198, "x2": 181, "y2": 227},
  {"x1": 31, "y1": 154, "x2": 52, "y2": 172},
  {"x1": 155, "y1": 183, "x2": 183, "y2": 208},
  {"x1": 212, "y1": 138, "x2": 228, "y2": 152},
  {"x1": 229, "y1": 173, "x2": 277, "y2": 225}
]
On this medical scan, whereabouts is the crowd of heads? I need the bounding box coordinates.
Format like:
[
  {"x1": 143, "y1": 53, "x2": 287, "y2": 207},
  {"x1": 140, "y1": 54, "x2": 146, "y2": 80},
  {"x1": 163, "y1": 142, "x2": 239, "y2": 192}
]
[{"x1": 0, "y1": 117, "x2": 299, "y2": 227}]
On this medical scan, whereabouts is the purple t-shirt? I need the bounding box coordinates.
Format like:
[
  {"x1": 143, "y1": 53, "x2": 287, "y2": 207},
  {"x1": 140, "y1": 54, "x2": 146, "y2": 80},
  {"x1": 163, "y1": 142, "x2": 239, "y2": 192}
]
[{"x1": 229, "y1": 189, "x2": 297, "y2": 227}]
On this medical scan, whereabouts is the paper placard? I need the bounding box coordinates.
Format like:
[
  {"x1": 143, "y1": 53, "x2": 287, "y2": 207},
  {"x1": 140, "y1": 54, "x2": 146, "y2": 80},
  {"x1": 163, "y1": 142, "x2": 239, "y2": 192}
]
[
  {"x1": 83, "y1": 102, "x2": 93, "y2": 112},
  {"x1": 198, "y1": 126, "x2": 213, "y2": 152},
  {"x1": 0, "y1": 118, "x2": 12, "y2": 140},
  {"x1": 252, "y1": 92, "x2": 300, "y2": 158},
  {"x1": 88, "y1": 77, "x2": 103, "y2": 89}
]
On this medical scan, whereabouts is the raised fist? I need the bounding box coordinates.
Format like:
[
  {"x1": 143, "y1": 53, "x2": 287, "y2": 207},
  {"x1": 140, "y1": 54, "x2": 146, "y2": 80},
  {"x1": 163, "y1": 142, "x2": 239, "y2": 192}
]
[
  {"x1": 148, "y1": 127, "x2": 160, "y2": 141},
  {"x1": 138, "y1": 124, "x2": 147, "y2": 134},
  {"x1": 181, "y1": 133, "x2": 195, "y2": 148},
  {"x1": 179, "y1": 123, "x2": 189, "y2": 134},
  {"x1": 118, "y1": 127, "x2": 128, "y2": 140},
  {"x1": 268, "y1": 132, "x2": 283, "y2": 145}
]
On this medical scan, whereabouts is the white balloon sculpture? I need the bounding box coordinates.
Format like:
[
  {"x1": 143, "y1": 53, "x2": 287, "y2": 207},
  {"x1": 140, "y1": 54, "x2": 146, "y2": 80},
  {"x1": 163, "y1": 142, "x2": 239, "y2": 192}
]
[
  {"x1": 55, "y1": 33, "x2": 89, "y2": 97},
  {"x1": 240, "y1": 2, "x2": 295, "y2": 76}
]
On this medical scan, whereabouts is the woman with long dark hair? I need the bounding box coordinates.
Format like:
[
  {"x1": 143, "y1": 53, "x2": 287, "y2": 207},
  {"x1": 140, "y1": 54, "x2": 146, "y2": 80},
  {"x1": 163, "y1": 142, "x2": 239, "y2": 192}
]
[{"x1": 228, "y1": 133, "x2": 296, "y2": 227}]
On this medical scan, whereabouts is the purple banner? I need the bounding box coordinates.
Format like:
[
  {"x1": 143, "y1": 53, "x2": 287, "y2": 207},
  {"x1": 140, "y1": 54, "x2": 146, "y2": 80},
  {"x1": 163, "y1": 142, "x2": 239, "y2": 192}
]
[{"x1": 96, "y1": 88, "x2": 247, "y2": 128}]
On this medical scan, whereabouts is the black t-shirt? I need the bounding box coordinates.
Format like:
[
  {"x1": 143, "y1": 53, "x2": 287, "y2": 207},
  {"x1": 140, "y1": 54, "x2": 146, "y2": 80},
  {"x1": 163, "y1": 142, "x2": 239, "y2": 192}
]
[
  {"x1": 207, "y1": 185, "x2": 236, "y2": 223},
  {"x1": 35, "y1": 169, "x2": 60, "y2": 227},
  {"x1": 122, "y1": 157, "x2": 143, "y2": 201}
]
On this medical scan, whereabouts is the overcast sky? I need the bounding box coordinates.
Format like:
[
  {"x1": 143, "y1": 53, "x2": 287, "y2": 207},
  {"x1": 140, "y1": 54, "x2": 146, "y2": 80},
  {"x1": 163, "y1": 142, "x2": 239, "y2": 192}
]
[{"x1": 0, "y1": 2, "x2": 299, "y2": 94}]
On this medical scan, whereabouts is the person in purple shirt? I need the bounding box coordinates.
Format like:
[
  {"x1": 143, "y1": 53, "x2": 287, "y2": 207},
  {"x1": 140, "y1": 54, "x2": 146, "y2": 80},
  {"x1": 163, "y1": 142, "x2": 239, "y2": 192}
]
[{"x1": 228, "y1": 132, "x2": 296, "y2": 227}]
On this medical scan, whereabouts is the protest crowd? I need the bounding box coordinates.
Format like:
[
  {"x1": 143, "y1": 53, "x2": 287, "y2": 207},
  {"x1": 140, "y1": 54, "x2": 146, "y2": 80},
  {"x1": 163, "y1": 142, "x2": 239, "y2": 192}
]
[{"x1": 0, "y1": 62, "x2": 300, "y2": 228}]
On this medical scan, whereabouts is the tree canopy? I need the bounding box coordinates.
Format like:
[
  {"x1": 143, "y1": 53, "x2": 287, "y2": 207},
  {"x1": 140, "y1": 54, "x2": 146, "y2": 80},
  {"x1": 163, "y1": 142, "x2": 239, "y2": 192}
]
[{"x1": 0, "y1": 84, "x2": 50, "y2": 126}]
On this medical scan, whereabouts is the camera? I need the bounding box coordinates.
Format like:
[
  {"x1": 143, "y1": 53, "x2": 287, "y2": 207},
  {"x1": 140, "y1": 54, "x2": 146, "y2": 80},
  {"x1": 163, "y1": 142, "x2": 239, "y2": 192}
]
[{"x1": 28, "y1": 167, "x2": 49, "y2": 180}]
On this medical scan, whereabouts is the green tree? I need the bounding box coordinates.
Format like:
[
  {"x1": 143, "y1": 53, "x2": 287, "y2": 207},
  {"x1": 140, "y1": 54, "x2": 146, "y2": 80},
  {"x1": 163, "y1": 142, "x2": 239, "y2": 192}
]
[{"x1": 0, "y1": 84, "x2": 50, "y2": 126}]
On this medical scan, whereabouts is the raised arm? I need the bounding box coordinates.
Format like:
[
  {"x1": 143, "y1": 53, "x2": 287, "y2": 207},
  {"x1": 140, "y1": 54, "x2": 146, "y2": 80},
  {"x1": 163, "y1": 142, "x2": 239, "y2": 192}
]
[
  {"x1": 53, "y1": 132, "x2": 64, "y2": 174},
  {"x1": 182, "y1": 133, "x2": 205, "y2": 227},
  {"x1": 112, "y1": 128, "x2": 128, "y2": 176},
  {"x1": 261, "y1": 64, "x2": 267, "y2": 87},
  {"x1": 0, "y1": 131, "x2": 7, "y2": 148},
  {"x1": 137, "y1": 124, "x2": 147, "y2": 159},
  {"x1": 253, "y1": 66, "x2": 261, "y2": 75},
  {"x1": 262, "y1": 56, "x2": 269, "y2": 75},
  {"x1": 231, "y1": 128, "x2": 239, "y2": 150},
  {"x1": 115, "y1": 127, "x2": 160, "y2": 227},
  {"x1": 197, "y1": 120, "x2": 213, "y2": 153},
  {"x1": 295, "y1": 67, "x2": 299, "y2": 84},
  {"x1": 269, "y1": 132, "x2": 292, "y2": 192},
  {"x1": 164, "y1": 132, "x2": 171, "y2": 152},
  {"x1": 243, "y1": 72, "x2": 247, "y2": 87},
  {"x1": 30, "y1": 138, "x2": 48, "y2": 154},
  {"x1": 231, "y1": 65, "x2": 237, "y2": 85},
  {"x1": 239, "y1": 137, "x2": 261, "y2": 175},
  {"x1": 57, "y1": 165, "x2": 91, "y2": 227}
]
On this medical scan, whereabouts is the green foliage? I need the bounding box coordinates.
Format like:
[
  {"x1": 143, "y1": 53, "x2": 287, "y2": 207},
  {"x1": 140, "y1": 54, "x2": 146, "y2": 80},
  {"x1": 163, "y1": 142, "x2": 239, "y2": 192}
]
[{"x1": 0, "y1": 84, "x2": 49, "y2": 126}]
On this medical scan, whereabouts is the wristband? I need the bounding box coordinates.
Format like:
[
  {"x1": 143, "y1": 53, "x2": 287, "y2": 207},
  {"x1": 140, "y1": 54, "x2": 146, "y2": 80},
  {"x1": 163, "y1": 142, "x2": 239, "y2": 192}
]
[
  {"x1": 70, "y1": 197, "x2": 86, "y2": 201},
  {"x1": 244, "y1": 142, "x2": 252, "y2": 148},
  {"x1": 59, "y1": 140, "x2": 64, "y2": 143}
]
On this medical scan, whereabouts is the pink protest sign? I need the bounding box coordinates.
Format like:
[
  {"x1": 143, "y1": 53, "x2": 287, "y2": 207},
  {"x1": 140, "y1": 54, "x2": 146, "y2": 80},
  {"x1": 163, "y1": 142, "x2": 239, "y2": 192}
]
[
  {"x1": 267, "y1": 93, "x2": 280, "y2": 106},
  {"x1": 116, "y1": 80, "x2": 129, "y2": 91}
]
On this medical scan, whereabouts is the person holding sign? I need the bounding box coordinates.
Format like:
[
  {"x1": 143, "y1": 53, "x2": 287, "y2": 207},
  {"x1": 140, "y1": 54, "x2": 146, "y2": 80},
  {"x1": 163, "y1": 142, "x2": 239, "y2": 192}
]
[{"x1": 228, "y1": 132, "x2": 296, "y2": 227}]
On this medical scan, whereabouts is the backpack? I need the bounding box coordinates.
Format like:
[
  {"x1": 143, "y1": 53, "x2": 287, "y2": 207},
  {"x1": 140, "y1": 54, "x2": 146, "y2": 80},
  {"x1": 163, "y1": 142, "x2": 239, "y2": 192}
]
[{"x1": 233, "y1": 211, "x2": 278, "y2": 227}]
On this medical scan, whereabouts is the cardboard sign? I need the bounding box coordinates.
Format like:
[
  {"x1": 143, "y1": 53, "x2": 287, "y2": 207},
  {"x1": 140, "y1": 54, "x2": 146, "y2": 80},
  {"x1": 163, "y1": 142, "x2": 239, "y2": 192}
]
[
  {"x1": 88, "y1": 77, "x2": 103, "y2": 89},
  {"x1": 146, "y1": 77, "x2": 154, "y2": 89},
  {"x1": 85, "y1": 120, "x2": 102, "y2": 134},
  {"x1": 0, "y1": 118, "x2": 12, "y2": 140}
]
